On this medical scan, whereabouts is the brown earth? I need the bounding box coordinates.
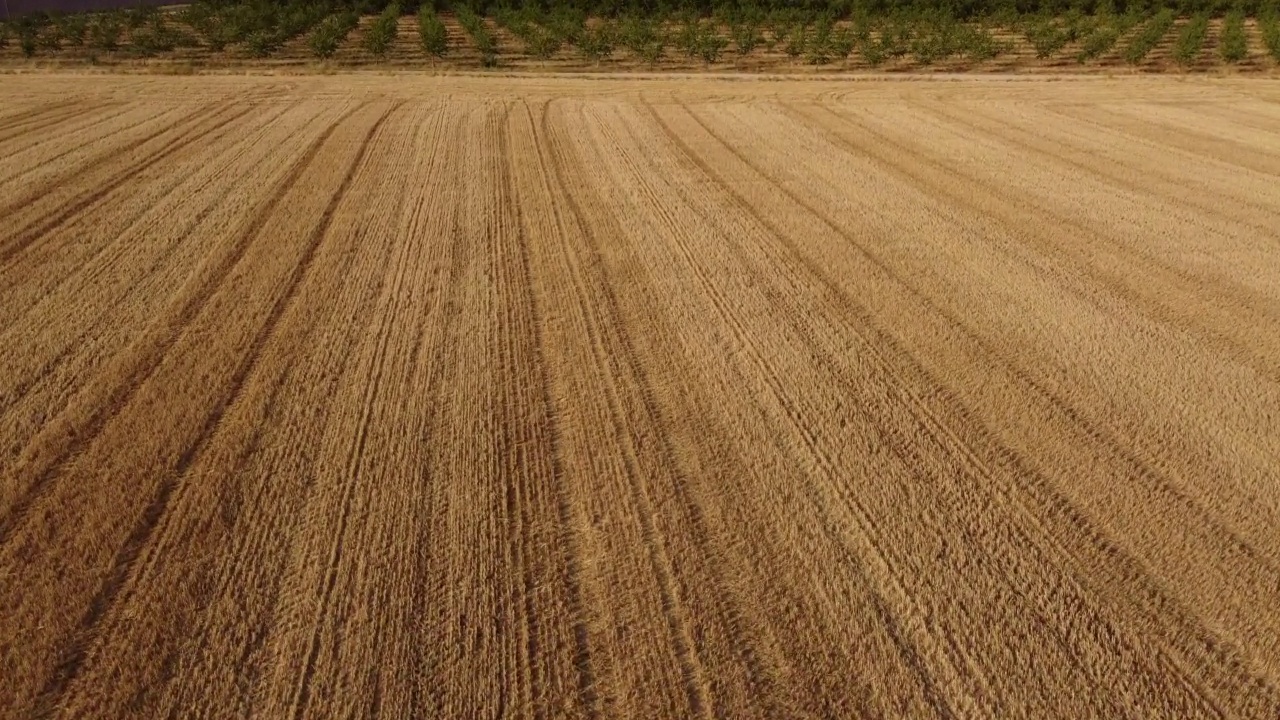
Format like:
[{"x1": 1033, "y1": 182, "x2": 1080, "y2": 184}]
[{"x1": 1, "y1": 73, "x2": 1279, "y2": 718}]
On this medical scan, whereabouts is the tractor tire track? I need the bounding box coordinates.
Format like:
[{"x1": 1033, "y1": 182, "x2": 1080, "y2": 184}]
[
  {"x1": 800, "y1": 102, "x2": 1280, "y2": 386},
  {"x1": 0, "y1": 102, "x2": 364, "y2": 550},
  {"x1": 2, "y1": 75, "x2": 1277, "y2": 720},
  {"x1": 282, "y1": 103, "x2": 411, "y2": 720},
  {"x1": 787, "y1": 100, "x2": 1280, "y2": 569},
  {"x1": 0, "y1": 101, "x2": 250, "y2": 268},
  {"x1": 539, "y1": 100, "x2": 715, "y2": 720},
  {"x1": 0, "y1": 102, "x2": 383, "y2": 720},
  {"x1": 0, "y1": 100, "x2": 304, "y2": 417},
  {"x1": 668, "y1": 98, "x2": 1280, "y2": 716},
  {"x1": 514, "y1": 101, "x2": 605, "y2": 720},
  {"x1": 0, "y1": 98, "x2": 90, "y2": 137}
]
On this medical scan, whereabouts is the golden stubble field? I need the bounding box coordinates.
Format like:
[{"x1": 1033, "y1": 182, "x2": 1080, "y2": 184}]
[{"x1": 1, "y1": 73, "x2": 1279, "y2": 718}]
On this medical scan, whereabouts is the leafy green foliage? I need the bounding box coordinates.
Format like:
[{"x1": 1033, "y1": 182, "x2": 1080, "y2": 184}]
[
  {"x1": 55, "y1": 13, "x2": 89, "y2": 46},
  {"x1": 244, "y1": 29, "x2": 274, "y2": 56},
  {"x1": 457, "y1": 6, "x2": 498, "y2": 65},
  {"x1": 132, "y1": 15, "x2": 175, "y2": 56},
  {"x1": 418, "y1": 8, "x2": 448, "y2": 59},
  {"x1": 730, "y1": 19, "x2": 762, "y2": 54},
  {"x1": 547, "y1": 6, "x2": 586, "y2": 44},
  {"x1": 1076, "y1": 9, "x2": 1140, "y2": 61},
  {"x1": 1122, "y1": 9, "x2": 1175, "y2": 64},
  {"x1": 958, "y1": 23, "x2": 1007, "y2": 61},
  {"x1": 1219, "y1": 11, "x2": 1246, "y2": 62},
  {"x1": 696, "y1": 23, "x2": 727, "y2": 62},
  {"x1": 1077, "y1": 24, "x2": 1119, "y2": 60},
  {"x1": 39, "y1": 20, "x2": 63, "y2": 51},
  {"x1": 527, "y1": 25, "x2": 561, "y2": 59},
  {"x1": 363, "y1": 3, "x2": 400, "y2": 56},
  {"x1": 1075, "y1": 25, "x2": 1116, "y2": 59},
  {"x1": 874, "y1": 14, "x2": 912, "y2": 60},
  {"x1": 10, "y1": 13, "x2": 47, "y2": 57},
  {"x1": 620, "y1": 15, "x2": 663, "y2": 62},
  {"x1": 180, "y1": 3, "x2": 232, "y2": 50},
  {"x1": 310, "y1": 11, "x2": 358, "y2": 58},
  {"x1": 783, "y1": 23, "x2": 806, "y2": 58},
  {"x1": 126, "y1": 5, "x2": 158, "y2": 30},
  {"x1": 130, "y1": 13, "x2": 197, "y2": 56},
  {"x1": 1172, "y1": 13, "x2": 1207, "y2": 65},
  {"x1": 578, "y1": 21, "x2": 615, "y2": 62},
  {"x1": 805, "y1": 17, "x2": 835, "y2": 64},
  {"x1": 20, "y1": 29, "x2": 39, "y2": 57},
  {"x1": 9, "y1": 0, "x2": 1278, "y2": 72},
  {"x1": 1025, "y1": 15, "x2": 1071, "y2": 57},
  {"x1": 829, "y1": 24, "x2": 857, "y2": 60},
  {"x1": 217, "y1": 0, "x2": 328, "y2": 58},
  {"x1": 496, "y1": 4, "x2": 553, "y2": 61},
  {"x1": 89, "y1": 13, "x2": 125, "y2": 51},
  {"x1": 674, "y1": 15, "x2": 701, "y2": 56},
  {"x1": 1262, "y1": 6, "x2": 1280, "y2": 60},
  {"x1": 278, "y1": 3, "x2": 331, "y2": 41},
  {"x1": 177, "y1": 3, "x2": 217, "y2": 40},
  {"x1": 911, "y1": 12, "x2": 961, "y2": 64}
]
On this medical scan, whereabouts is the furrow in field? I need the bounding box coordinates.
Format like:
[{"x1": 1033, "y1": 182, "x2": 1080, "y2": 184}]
[
  {"x1": 508, "y1": 100, "x2": 610, "y2": 720},
  {"x1": 0, "y1": 101, "x2": 387, "y2": 719},
  {"x1": 665, "y1": 98, "x2": 1280, "y2": 714},
  {"x1": 0, "y1": 101, "x2": 263, "y2": 330},
  {"x1": 0, "y1": 99, "x2": 298, "y2": 390},
  {"x1": 455, "y1": 98, "x2": 716, "y2": 712},
  {"x1": 0, "y1": 102, "x2": 320, "y2": 480},
  {"x1": 0, "y1": 98, "x2": 89, "y2": 136},
  {"x1": 641, "y1": 97, "x2": 1170, "y2": 717},
  {"x1": 0, "y1": 101, "x2": 255, "y2": 269},
  {"x1": 1209, "y1": 104, "x2": 1280, "y2": 133},
  {"x1": 241, "y1": 101, "x2": 410, "y2": 720},
  {"x1": 1048, "y1": 102, "x2": 1280, "y2": 176},
  {"x1": 654, "y1": 98, "x2": 1194, "y2": 714},
  {"x1": 0, "y1": 75, "x2": 1277, "y2": 719},
  {"x1": 390, "y1": 101, "x2": 524, "y2": 718},
  {"x1": 467, "y1": 102, "x2": 599, "y2": 720},
  {"x1": 0, "y1": 100, "x2": 235, "y2": 256},
  {"x1": 788, "y1": 98, "x2": 1280, "y2": 528},
  {"x1": 920, "y1": 100, "x2": 1280, "y2": 237},
  {"x1": 0, "y1": 102, "x2": 185, "y2": 193},
  {"x1": 493, "y1": 105, "x2": 536, "y2": 719},
  {"x1": 522, "y1": 99, "x2": 733, "y2": 718},
  {"x1": 0, "y1": 105, "x2": 154, "y2": 190},
  {"x1": 637, "y1": 97, "x2": 1009, "y2": 717},
  {"x1": 834, "y1": 101, "x2": 1280, "y2": 315},
  {"x1": 0, "y1": 101, "x2": 127, "y2": 152},
  {"x1": 150, "y1": 106, "x2": 452, "y2": 720},
  {"x1": 0, "y1": 100, "x2": 358, "y2": 539},
  {"x1": 819, "y1": 98, "x2": 1280, "y2": 319},
  {"x1": 533, "y1": 100, "x2": 726, "y2": 720},
  {"x1": 792, "y1": 100, "x2": 1280, "y2": 574},
  {"x1": 250, "y1": 102, "x2": 420, "y2": 720},
  {"x1": 0, "y1": 82, "x2": 285, "y2": 198},
  {"x1": 1117, "y1": 102, "x2": 1280, "y2": 158},
  {"x1": 345, "y1": 103, "x2": 494, "y2": 720},
  {"x1": 0, "y1": 98, "x2": 301, "y2": 375},
  {"x1": 558, "y1": 97, "x2": 960, "y2": 718},
  {"x1": 577, "y1": 103, "x2": 837, "y2": 720},
  {"x1": 48, "y1": 98, "x2": 404, "y2": 711},
  {"x1": 0, "y1": 100, "x2": 74, "y2": 128}
]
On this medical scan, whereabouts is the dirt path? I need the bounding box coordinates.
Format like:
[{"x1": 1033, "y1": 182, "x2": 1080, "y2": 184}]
[{"x1": 1, "y1": 73, "x2": 1278, "y2": 719}]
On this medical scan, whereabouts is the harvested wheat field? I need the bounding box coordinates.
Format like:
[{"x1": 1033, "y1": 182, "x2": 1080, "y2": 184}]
[{"x1": 1, "y1": 73, "x2": 1280, "y2": 718}]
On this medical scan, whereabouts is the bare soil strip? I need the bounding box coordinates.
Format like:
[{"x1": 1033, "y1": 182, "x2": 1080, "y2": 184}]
[{"x1": 1, "y1": 74, "x2": 1278, "y2": 719}]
